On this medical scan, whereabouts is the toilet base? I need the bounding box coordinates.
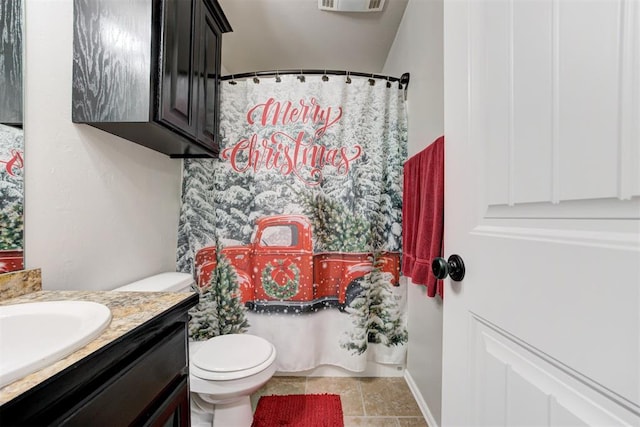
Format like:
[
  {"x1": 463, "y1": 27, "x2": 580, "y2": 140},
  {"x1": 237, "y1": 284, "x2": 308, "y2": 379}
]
[
  {"x1": 190, "y1": 392, "x2": 213, "y2": 427},
  {"x1": 213, "y1": 396, "x2": 253, "y2": 427},
  {"x1": 191, "y1": 392, "x2": 253, "y2": 427}
]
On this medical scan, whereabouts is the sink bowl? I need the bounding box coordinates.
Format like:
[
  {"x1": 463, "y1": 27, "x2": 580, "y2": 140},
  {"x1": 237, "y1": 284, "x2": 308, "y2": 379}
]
[{"x1": 0, "y1": 301, "x2": 112, "y2": 388}]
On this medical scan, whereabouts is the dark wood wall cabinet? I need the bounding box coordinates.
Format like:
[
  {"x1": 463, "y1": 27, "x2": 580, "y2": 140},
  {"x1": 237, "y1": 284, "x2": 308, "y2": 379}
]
[
  {"x1": 0, "y1": 294, "x2": 198, "y2": 426},
  {"x1": 0, "y1": 0, "x2": 23, "y2": 126},
  {"x1": 72, "y1": 0, "x2": 231, "y2": 158}
]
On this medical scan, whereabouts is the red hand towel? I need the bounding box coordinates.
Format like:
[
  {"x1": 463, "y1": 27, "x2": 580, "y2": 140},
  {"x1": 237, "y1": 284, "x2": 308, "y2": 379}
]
[{"x1": 402, "y1": 136, "x2": 444, "y2": 298}]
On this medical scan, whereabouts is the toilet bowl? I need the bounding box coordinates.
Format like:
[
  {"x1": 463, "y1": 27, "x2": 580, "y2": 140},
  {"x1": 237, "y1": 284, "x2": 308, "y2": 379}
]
[
  {"x1": 189, "y1": 334, "x2": 277, "y2": 427},
  {"x1": 114, "y1": 273, "x2": 277, "y2": 427}
]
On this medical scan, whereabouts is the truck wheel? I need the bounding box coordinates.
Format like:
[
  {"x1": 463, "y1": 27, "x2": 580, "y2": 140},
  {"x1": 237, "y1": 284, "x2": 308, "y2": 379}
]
[{"x1": 341, "y1": 281, "x2": 364, "y2": 312}]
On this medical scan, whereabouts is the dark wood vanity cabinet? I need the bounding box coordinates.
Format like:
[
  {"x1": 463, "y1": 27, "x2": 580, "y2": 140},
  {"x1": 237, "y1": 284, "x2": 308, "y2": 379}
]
[
  {"x1": 72, "y1": 0, "x2": 231, "y2": 158},
  {"x1": 0, "y1": 294, "x2": 198, "y2": 426}
]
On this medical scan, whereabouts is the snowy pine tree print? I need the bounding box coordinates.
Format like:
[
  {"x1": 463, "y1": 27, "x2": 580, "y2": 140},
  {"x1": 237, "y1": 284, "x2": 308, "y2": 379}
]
[
  {"x1": 340, "y1": 278, "x2": 370, "y2": 355},
  {"x1": 177, "y1": 158, "x2": 217, "y2": 274},
  {"x1": 298, "y1": 189, "x2": 371, "y2": 253},
  {"x1": 0, "y1": 193, "x2": 22, "y2": 250},
  {"x1": 364, "y1": 268, "x2": 407, "y2": 346},
  {"x1": 188, "y1": 287, "x2": 219, "y2": 340},
  {"x1": 340, "y1": 256, "x2": 408, "y2": 354},
  {"x1": 215, "y1": 253, "x2": 250, "y2": 335},
  {"x1": 0, "y1": 125, "x2": 23, "y2": 251},
  {"x1": 212, "y1": 162, "x2": 255, "y2": 243},
  {"x1": 189, "y1": 252, "x2": 249, "y2": 340}
]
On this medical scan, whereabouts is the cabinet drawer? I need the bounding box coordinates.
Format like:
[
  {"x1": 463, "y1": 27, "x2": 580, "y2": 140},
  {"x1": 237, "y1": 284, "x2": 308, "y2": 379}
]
[{"x1": 60, "y1": 324, "x2": 187, "y2": 426}]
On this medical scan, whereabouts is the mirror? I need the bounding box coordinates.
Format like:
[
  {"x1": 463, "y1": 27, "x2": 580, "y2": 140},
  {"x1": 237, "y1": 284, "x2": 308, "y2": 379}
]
[{"x1": 0, "y1": 0, "x2": 24, "y2": 272}]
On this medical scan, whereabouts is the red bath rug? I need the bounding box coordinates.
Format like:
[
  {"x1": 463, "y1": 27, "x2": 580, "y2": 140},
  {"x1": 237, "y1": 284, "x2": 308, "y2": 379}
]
[{"x1": 252, "y1": 394, "x2": 344, "y2": 427}]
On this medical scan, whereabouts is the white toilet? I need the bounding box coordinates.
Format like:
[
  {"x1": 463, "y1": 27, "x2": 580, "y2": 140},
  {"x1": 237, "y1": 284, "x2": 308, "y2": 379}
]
[{"x1": 114, "y1": 272, "x2": 277, "y2": 427}]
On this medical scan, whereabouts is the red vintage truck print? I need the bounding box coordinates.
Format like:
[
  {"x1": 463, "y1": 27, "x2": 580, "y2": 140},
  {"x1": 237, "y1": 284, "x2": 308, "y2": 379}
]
[
  {"x1": 0, "y1": 250, "x2": 23, "y2": 273},
  {"x1": 195, "y1": 215, "x2": 400, "y2": 312}
]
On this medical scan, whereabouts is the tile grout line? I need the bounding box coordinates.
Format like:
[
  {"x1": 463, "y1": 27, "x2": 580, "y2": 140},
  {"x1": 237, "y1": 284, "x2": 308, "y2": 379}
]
[{"x1": 358, "y1": 378, "x2": 367, "y2": 417}]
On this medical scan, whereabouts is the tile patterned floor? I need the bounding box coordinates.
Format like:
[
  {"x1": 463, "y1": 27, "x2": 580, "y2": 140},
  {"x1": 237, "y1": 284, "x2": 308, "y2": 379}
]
[{"x1": 251, "y1": 376, "x2": 428, "y2": 427}]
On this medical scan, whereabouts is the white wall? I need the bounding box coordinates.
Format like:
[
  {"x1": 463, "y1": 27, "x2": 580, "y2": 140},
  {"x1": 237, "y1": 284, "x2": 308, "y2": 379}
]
[
  {"x1": 382, "y1": 0, "x2": 444, "y2": 425},
  {"x1": 24, "y1": 0, "x2": 182, "y2": 290}
]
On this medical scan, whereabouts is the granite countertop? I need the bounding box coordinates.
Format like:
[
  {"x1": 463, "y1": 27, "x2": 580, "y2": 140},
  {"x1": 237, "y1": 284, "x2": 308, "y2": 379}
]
[{"x1": 0, "y1": 289, "x2": 197, "y2": 405}]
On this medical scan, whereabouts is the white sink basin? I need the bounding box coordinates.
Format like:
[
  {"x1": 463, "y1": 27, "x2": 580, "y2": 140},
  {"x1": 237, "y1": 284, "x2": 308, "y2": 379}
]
[{"x1": 0, "y1": 301, "x2": 112, "y2": 387}]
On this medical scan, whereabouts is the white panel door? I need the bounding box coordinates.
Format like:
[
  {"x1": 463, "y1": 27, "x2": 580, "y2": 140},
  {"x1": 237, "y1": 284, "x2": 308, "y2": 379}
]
[{"x1": 442, "y1": 0, "x2": 640, "y2": 425}]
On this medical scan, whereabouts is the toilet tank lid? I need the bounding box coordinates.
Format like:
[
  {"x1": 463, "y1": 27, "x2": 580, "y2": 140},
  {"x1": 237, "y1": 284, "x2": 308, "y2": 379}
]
[{"x1": 115, "y1": 272, "x2": 194, "y2": 292}]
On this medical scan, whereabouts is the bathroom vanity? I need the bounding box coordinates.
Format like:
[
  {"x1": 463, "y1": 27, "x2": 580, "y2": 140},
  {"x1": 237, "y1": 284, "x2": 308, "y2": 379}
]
[{"x1": 0, "y1": 289, "x2": 198, "y2": 426}]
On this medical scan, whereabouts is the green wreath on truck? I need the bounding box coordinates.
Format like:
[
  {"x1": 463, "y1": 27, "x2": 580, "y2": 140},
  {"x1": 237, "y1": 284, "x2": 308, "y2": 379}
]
[{"x1": 262, "y1": 260, "x2": 300, "y2": 300}]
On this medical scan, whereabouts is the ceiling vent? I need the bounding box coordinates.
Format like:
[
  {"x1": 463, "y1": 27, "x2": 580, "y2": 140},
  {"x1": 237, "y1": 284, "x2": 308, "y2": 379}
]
[{"x1": 318, "y1": 0, "x2": 385, "y2": 12}]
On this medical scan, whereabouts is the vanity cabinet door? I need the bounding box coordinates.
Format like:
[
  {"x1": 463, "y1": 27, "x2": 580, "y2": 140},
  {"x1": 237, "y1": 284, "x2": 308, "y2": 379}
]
[
  {"x1": 142, "y1": 377, "x2": 190, "y2": 427},
  {"x1": 158, "y1": 0, "x2": 197, "y2": 138},
  {"x1": 57, "y1": 324, "x2": 188, "y2": 426},
  {"x1": 195, "y1": 0, "x2": 221, "y2": 149}
]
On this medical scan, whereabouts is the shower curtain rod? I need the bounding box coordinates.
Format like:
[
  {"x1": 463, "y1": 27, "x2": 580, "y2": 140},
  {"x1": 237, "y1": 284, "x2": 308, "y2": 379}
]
[{"x1": 221, "y1": 70, "x2": 410, "y2": 86}]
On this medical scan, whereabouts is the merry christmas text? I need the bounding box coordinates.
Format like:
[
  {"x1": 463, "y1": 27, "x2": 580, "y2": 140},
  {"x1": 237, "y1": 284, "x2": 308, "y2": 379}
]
[
  {"x1": 247, "y1": 97, "x2": 342, "y2": 139},
  {"x1": 221, "y1": 132, "x2": 362, "y2": 186},
  {"x1": 223, "y1": 97, "x2": 363, "y2": 185}
]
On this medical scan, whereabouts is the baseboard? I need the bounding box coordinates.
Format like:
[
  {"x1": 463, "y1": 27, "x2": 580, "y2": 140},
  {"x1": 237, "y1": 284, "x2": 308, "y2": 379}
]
[
  {"x1": 404, "y1": 370, "x2": 439, "y2": 427},
  {"x1": 277, "y1": 361, "x2": 405, "y2": 377}
]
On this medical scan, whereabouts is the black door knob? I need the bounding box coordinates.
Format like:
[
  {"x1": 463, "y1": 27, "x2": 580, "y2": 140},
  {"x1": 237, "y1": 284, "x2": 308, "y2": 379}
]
[{"x1": 432, "y1": 254, "x2": 466, "y2": 281}]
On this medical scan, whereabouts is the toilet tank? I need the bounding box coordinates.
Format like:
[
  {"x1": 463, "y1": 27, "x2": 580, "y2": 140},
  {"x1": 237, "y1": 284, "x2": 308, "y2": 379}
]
[{"x1": 114, "y1": 272, "x2": 195, "y2": 292}]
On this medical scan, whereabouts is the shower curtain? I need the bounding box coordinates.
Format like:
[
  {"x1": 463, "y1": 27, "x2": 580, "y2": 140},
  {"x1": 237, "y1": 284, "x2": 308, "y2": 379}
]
[{"x1": 177, "y1": 74, "x2": 408, "y2": 372}]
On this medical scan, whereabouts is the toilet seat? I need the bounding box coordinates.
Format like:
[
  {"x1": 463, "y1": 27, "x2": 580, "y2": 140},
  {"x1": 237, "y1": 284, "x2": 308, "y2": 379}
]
[{"x1": 190, "y1": 334, "x2": 276, "y2": 381}]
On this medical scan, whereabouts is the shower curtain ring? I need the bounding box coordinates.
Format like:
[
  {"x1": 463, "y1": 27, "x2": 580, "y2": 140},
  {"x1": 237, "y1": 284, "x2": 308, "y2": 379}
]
[
  {"x1": 229, "y1": 75, "x2": 237, "y2": 85},
  {"x1": 369, "y1": 73, "x2": 375, "y2": 86},
  {"x1": 346, "y1": 72, "x2": 351, "y2": 84},
  {"x1": 275, "y1": 71, "x2": 281, "y2": 83},
  {"x1": 322, "y1": 70, "x2": 329, "y2": 82},
  {"x1": 253, "y1": 72, "x2": 260, "y2": 84},
  {"x1": 298, "y1": 69, "x2": 305, "y2": 83},
  {"x1": 386, "y1": 77, "x2": 392, "y2": 88}
]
